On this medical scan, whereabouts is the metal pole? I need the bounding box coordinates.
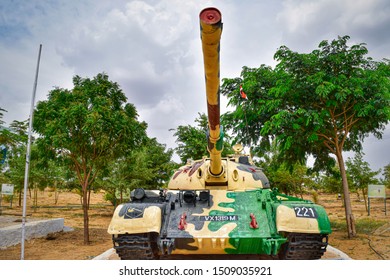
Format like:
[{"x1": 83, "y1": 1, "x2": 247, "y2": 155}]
[{"x1": 21, "y1": 44, "x2": 42, "y2": 260}]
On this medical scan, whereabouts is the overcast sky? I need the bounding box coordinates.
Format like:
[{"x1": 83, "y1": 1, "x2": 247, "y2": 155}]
[{"x1": 0, "y1": 0, "x2": 389, "y2": 172}]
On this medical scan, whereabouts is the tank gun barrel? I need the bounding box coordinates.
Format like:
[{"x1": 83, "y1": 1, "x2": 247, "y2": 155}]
[{"x1": 199, "y1": 7, "x2": 223, "y2": 176}]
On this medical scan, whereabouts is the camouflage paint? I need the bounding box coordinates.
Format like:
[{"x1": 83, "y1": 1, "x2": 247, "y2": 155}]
[
  {"x1": 170, "y1": 189, "x2": 330, "y2": 255},
  {"x1": 171, "y1": 190, "x2": 277, "y2": 255}
]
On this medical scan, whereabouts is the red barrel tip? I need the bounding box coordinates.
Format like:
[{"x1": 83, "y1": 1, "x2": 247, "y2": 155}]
[{"x1": 199, "y1": 7, "x2": 221, "y2": 24}]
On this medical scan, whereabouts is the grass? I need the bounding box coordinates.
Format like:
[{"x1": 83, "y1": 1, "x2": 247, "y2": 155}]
[{"x1": 330, "y1": 218, "x2": 387, "y2": 235}]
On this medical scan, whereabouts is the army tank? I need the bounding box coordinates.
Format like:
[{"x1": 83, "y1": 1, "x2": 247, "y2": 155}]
[{"x1": 108, "y1": 7, "x2": 331, "y2": 260}]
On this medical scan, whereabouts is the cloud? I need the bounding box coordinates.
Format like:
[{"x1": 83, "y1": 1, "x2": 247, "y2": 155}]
[
  {"x1": 276, "y1": 0, "x2": 390, "y2": 60},
  {"x1": 0, "y1": 0, "x2": 389, "y2": 169}
]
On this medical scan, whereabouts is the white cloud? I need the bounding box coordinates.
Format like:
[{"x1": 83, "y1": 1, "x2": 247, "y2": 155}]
[
  {"x1": 0, "y1": 0, "x2": 389, "y2": 169},
  {"x1": 276, "y1": 0, "x2": 390, "y2": 59}
]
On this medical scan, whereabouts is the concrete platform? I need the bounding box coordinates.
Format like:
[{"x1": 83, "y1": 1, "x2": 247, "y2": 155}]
[
  {"x1": 93, "y1": 245, "x2": 351, "y2": 260},
  {"x1": 0, "y1": 216, "x2": 65, "y2": 249}
]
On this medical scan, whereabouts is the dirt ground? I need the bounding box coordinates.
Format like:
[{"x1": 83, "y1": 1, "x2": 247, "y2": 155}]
[{"x1": 0, "y1": 189, "x2": 389, "y2": 260}]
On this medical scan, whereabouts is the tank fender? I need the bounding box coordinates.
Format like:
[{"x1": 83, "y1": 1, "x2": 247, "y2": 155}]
[
  {"x1": 275, "y1": 204, "x2": 331, "y2": 234},
  {"x1": 108, "y1": 203, "x2": 163, "y2": 235}
]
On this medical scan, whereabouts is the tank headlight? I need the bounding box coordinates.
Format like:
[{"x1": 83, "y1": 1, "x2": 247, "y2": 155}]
[
  {"x1": 183, "y1": 191, "x2": 196, "y2": 204},
  {"x1": 133, "y1": 188, "x2": 146, "y2": 200},
  {"x1": 199, "y1": 191, "x2": 209, "y2": 202}
]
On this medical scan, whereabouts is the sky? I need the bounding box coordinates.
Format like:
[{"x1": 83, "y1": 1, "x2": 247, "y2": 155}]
[{"x1": 0, "y1": 0, "x2": 389, "y2": 172}]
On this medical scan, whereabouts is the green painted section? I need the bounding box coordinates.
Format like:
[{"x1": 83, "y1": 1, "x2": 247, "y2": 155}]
[
  {"x1": 205, "y1": 188, "x2": 331, "y2": 255},
  {"x1": 216, "y1": 126, "x2": 224, "y2": 151},
  {"x1": 206, "y1": 190, "x2": 287, "y2": 254},
  {"x1": 314, "y1": 205, "x2": 332, "y2": 234}
]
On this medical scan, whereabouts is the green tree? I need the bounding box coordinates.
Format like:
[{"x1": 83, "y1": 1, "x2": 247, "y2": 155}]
[
  {"x1": 254, "y1": 140, "x2": 315, "y2": 197},
  {"x1": 97, "y1": 137, "x2": 176, "y2": 205},
  {"x1": 222, "y1": 36, "x2": 390, "y2": 238},
  {"x1": 1, "y1": 120, "x2": 29, "y2": 206},
  {"x1": 317, "y1": 167, "x2": 343, "y2": 194},
  {"x1": 0, "y1": 107, "x2": 7, "y2": 152},
  {"x1": 172, "y1": 113, "x2": 209, "y2": 163},
  {"x1": 172, "y1": 113, "x2": 234, "y2": 164},
  {"x1": 269, "y1": 163, "x2": 314, "y2": 197},
  {"x1": 143, "y1": 137, "x2": 177, "y2": 188},
  {"x1": 1, "y1": 111, "x2": 27, "y2": 165},
  {"x1": 382, "y1": 163, "x2": 390, "y2": 188},
  {"x1": 346, "y1": 152, "x2": 381, "y2": 211},
  {"x1": 221, "y1": 65, "x2": 278, "y2": 153},
  {"x1": 33, "y1": 73, "x2": 147, "y2": 244},
  {"x1": 0, "y1": 107, "x2": 5, "y2": 125}
]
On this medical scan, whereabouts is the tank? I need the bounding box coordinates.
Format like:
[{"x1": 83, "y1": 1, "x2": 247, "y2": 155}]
[{"x1": 107, "y1": 7, "x2": 332, "y2": 260}]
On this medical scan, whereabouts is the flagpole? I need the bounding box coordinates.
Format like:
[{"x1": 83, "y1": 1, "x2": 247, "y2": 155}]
[{"x1": 21, "y1": 44, "x2": 42, "y2": 260}]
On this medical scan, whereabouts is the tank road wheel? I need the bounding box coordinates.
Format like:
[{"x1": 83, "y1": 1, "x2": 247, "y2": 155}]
[
  {"x1": 278, "y1": 233, "x2": 329, "y2": 260},
  {"x1": 112, "y1": 233, "x2": 160, "y2": 260}
]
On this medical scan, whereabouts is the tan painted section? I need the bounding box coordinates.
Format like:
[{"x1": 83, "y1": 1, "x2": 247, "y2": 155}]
[
  {"x1": 276, "y1": 205, "x2": 320, "y2": 233},
  {"x1": 172, "y1": 223, "x2": 237, "y2": 254},
  {"x1": 200, "y1": 10, "x2": 222, "y2": 108},
  {"x1": 226, "y1": 161, "x2": 262, "y2": 191},
  {"x1": 107, "y1": 205, "x2": 162, "y2": 235},
  {"x1": 172, "y1": 190, "x2": 236, "y2": 254},
  {"x1": 168, "y1": 159, "x2": 264, "y2": 191}
]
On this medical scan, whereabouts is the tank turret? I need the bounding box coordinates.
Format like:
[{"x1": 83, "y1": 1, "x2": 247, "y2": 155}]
[{"x1": 107, "y1": 7, "x2": 332, "y2": 260}]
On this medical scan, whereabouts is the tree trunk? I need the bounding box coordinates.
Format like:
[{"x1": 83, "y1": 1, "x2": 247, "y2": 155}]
[
  {"x1": 87, "y1": 188, "x2": 92, "y2": 210},
  {"x1": 298, "y1": 181, "x2": 304, "y2": 199},
  {"x1": 54, "y1": 181, "x2": 59, "y2": 205},
  {"x1": 362, "y1": 188, "x2": 368, "y2": 213},
  {"x1": 18, "y1": 190, "x2": 22, "y2": 207},
  {"x1": 33, "y1": 186, "x2": 38, "y2": 213},
  {"x1": 336, "y1": 151, "x2": 356, "y2": 238},
  {"x1": 82, "y1": 181, "x2": 90, "y2": 245}
]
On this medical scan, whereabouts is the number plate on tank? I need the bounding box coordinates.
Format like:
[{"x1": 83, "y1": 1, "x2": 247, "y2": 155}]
[
  {"x1": 293, "y1": 206, "x2": 317, "y2": 218},
  {"x1": 200, "y1": 215, "x2": 239, "y2": 222}
]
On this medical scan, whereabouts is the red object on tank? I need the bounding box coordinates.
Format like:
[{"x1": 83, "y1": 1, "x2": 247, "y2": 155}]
[
  {"x1": 178, "y1": 213, "x2": 187, "y2": 230},
  {"x1": 250, "y1": 213, "x2": 259, "y2": 229}
]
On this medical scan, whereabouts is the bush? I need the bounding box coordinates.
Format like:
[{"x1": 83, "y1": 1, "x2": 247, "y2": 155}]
[{"x1": 104, "y1": 193, "x2": 117, "y2": 206}]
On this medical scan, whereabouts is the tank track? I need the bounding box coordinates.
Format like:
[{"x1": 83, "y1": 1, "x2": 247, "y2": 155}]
[
  {"x1": 112, "y1": 233, "x2": 160, "y2": 260},
  {"x1": 279, "y1": 233, "x2": 329, "y2": 260}
]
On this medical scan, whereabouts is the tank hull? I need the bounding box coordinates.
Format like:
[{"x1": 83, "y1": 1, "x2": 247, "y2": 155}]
[{"x1": 108, "y1": 188, "x2": 331, "y2": 259}]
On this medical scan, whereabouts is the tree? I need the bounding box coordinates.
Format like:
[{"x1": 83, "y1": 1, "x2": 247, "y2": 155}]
[
  {"x1": 1, "y1": 120, "x2": 29, "y2": 205},
  {"x1": 269, "y1": 163, "x2": 314, "y2": 197},
  {"x1": 221, "y1": 65, "x2": 279, "y2": 153},
  {"x1": 143, "y1": 137, "x2": 177, "y2": 188},
  {"x1": 96, "y1": 136, "x2": 176, "y2": 206},
  {"x1": 221, "y1": 36, "x2": 390, "y2": 238},
  {"x1": 172, "y1": 113, "x2": 234, "y2": 164},
  {"x1": 317, "y1": 166, "x2": 343, "y2": 194},
  {"x1": 171, "y1": 113, "x2": 209, "y2": 163},
  {"x1": 382, "y1": 163, "x2": 390, "y2": 188},
  {"x1": 346, "y1": 152, "x2": 381, "y2": 212},
  {"x1": 33, "y1": 73, "x2": 147, "y2": 244},
  {"x1": 1, "y1": 109, "x2": 24, "y2": 164}
]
